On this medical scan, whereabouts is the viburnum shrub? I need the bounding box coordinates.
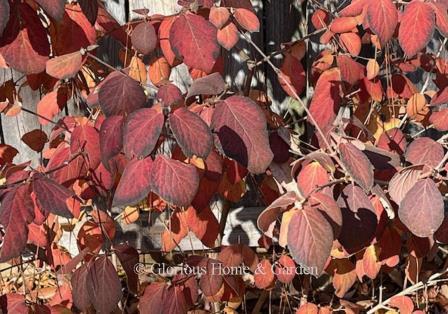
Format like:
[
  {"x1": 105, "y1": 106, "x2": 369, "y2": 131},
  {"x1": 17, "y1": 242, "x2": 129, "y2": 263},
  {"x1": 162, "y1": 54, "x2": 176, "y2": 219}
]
[{"x1": 1, "y1": 0, "x2": 448, "y2": 312}]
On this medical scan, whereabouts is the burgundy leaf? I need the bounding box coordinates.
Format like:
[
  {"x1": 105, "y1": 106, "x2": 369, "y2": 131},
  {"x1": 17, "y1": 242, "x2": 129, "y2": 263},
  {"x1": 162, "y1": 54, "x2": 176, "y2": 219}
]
[
  {"x1": 150, "y1": 155, "x2": 199, "y2": 207},
  {"x1": 114, "y1": 243, "x2": 139, "y2": 294},
  {"x1": 257, "y1": 191, "x2": 298, "y2": 237},
  {"x1": 139, "y1": 282, "x2": 167, "y2": 314},
  {"x1": 32, "y1": 174, "x2": 74, "y2": 218},
  {"x1": 366, "y1": 0, "x2": 398, "y2": 44},
  {"x1": 47, "y1": 145, "x2": 88, "y2": 184},
  {"x1": 21, "y1": 129, "x2": 48, "y2": 152},
  {"x1": 169, "y1": 108, "x2": 213, "y2": 158},
  {"x1": 0, "y1": 184, "x2": 34, "y2": 262},
  {"x1": 398, "y1": 1, "x2": 435, "y2": 57},
  {"x1": 87, "y1": 256, "x2": 122, "y2": 313},
  {"x1": 98, "y1": 71, "x2": 146, "y2": 116},
  {"x1": 113, "y1": 157, "x2": 153, "y2": 207},
  {"x1": 399, "y1": 178, "x2": 444, "y2": 237},
  {"x1": 212, "y1": 95, "x2": 273, "y2": 174},
  {"x1": 156, "y1": 83, "x2": 184, "y2": 107},
  {"x1": 388, "y1": 165, "x2": 423, "y2": 205},
  {"x1": 71, "y1": 263, "x2": 91, "y2": 312},
  {"x1": 123, "y1": 108, "x2": 165, "y2": 159},
  {"x1": 0, "y1": 4, "x2": 50, "y2": 74},
  {"x1": 405, "y1": 137, "x2": 444, "y2": 168},
  {"x1": 186, "y1": 72, "x2": 225, "y2": 100},
  {"x1": 70, "y1": 124, "x2": 101, "y2": 169},
  {"x1": 170, "y1": 13, "x2": 219, "y2": 73},
  {"x1": 337, "y1": 184, "x2": 377, "y2": 254},
  {"x1": 308, "y1": 68, "x2": 342, "y2": 142},
  {"x1": 377, "y1": 128, "x2": 407, "y2": 154},
  {"x1": 287, "y1": 207, "x2": 333, "y2": 275},
  {"x1": 36, "y1": 0, "x2": 65, "y2": 20},
  {"x1": 430, "y1": 109, "x2": 448, "y2": 131},
  {"x1": 46, "y1": 51, "x2": 84, "y2": 80},
  {"x1": 339, "y1": 142, "x2": 374, "y2": 192},
  {"x1": 132, "y1": 22, "x2": 157, "y2": 55},
  {"x1": 100, "y1": 115, "x2": 124, "y2": 170}
]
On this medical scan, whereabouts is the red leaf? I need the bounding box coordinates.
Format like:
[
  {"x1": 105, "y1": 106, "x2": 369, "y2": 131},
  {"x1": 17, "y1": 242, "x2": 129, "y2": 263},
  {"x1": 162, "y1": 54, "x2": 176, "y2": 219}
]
[
  {"x1": 21, "y1": 129, "x2": 48, "y2": 152},
  {"x1": 431, "y1": 86, "x2": 448, "y2": 105},
  {"x1": 430, "y1": 2, "x2": 448, "y2": 37},
  {"x1": 377, "y1": 127, "x2": 407, "y2": 154},
  {"x1": 150, "y1": 155, "x2": 199, "y2": 206},
  {"x1": 217, "y1": 22, "x2": 239, "y2": 50},
  {"x1": 123, "y1": 108, "x2": 165, "y2": 158},
  {"x1": 0, "y1": 0, "x2": 9, "y2": 36},
  {"x1": 339, "y1": 142, "x2": 374, "y2": 192},
  {"x1": 159, "y1": 16, "x2": 179, "y2": 66},
  {"x1": 98, "y1": 71, "x2": 146, "y2": 116},
  {"x1": 186, "y1": 73, "x2": 225, "y2": 100},
  {"x1": 36, "y1": 0, "x2": 65, "y2": 20},
  {"x1": 132, "y1": 22, "x2": 157, "y2": 55},
  {"x1": 274, "y1": 255, "x2": 296, "y2": 284},
  {"x1": 114, "y1": 243, "x2": 139, "y2": 294},
  {"x1": 218, "y1": 244, "x2": 258, "y2": 271},
  {"x1": 169, "y1": 108, "x2": 213, "y2": 158},
  {"x1": 71, "y1": 264, "x2": 91, "y2": 312},
  {"x1": 113, "y1": 157, "x2": 153, "y2": 207},
  {"x1": 389, "y1": 296, "x2": 414, "y2": 313},
  {"x1": 287, "y1": 207, "x2": 333, "y2": 275},
  {"x1": 36, "y1": 88, "x2": 67, "y2": 125},
  {"x1": 330, "y1": 17, "x2": 358, "y2": 33},
  {"x1": 185, "y1": 206, "x2": 219, "y2": 248},
  {"x1": 279, "y1": 54, "x2": 305, "y2": 97},
  {"x1": 309, "y1": 192, "x2": 343, "y2": 230},
  {"x1": 339, "y1": 32, "x2": 361, "y2": 56},
  {"x1": 209, "y1": 6, "x2": 230, "y2": 29},
  {"x1": 257, "y1": 191, "x2": 298, "y2": 236},
  {"x1": 336, "y1": 55, "x2": 365, "y2": 85},
  {"x1": 162, "y1": 209, "x2": 189, "y2": 251},
  {"x1": 212, "y1": 95, "x2": 273, "y2": 174},
  {"x1": 52, "y1": 4, "x2": 96, "y2": 54},
  {"x1": 233, "y1": 8, "x2": 260, "y2": 32},
  {"x1": 0, "y1": 294, "x2": 29, "y2": 313},
  {"x1": 99, "y1": 115, "x2": 124, "y2": 170},
  {"x1": 70, "y1": 124, "x2": 101, "y2": 169},
  {"x1": 430, "y1": 108, "x2": 448, "y2": 131},
  {"x1": 296, "y1": 303, "x2": 319, "y2": 314},
  {"x1": 254, "y1": 259, "x2": 275, "y2": 289},
  {"x1": 139, "y1": 282, "x2": 167, "y2": 314},
  {"x1": 339, "y1": 0, "x2": 367, "y2": 17},
  {"x1": 388, "y1": 165, "x2": 423, "y2": 205},
  {"x1": 156, "y1": 83, "x2": 184, "y2": 107},
  {"x1": 0, "y1": 29, "x2": 48, "y2": 74},
  {"x1": 366, "y1": 0, "x2": 398, "y2": 44},
  {"x1": 46, "y1": 51, "x2": 84, "y2": 80},
  {"x1": 0, "y1": 3, "x2": 50, "y2": 74},
  {"x1": 32, "y1": 174, "x2": 74, "y2": 218},
  {"x1": 87, "y1": 256, "x2": 122, "y2": 313},
  {"x1": 296, "y1": 161, "x2": 330, "y2": 197},
  {"x1": 46, "y1": 145, "x2": 88, "y2": 184},
  {"x1": 0, "y1": 184, "x2": 34, "y2": 262},
  {"x1": 170, "y1": 13, "x2": 219, "y2": 73},
  {"x1": 398, "y1": 1, "x2": 435, "y2": 57},
  {"x1": 337, "y1": 184, "x2": 377, "y2": 254},
  {"x1": 399, "y1": 178, "x2": 444, "y2": 237},
  {"x1": 405, "y1": 137, "x2": 444, "y2": 168},
  {"x1": 309, "y1": 68, "x2": 341, "y2": 139}
]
